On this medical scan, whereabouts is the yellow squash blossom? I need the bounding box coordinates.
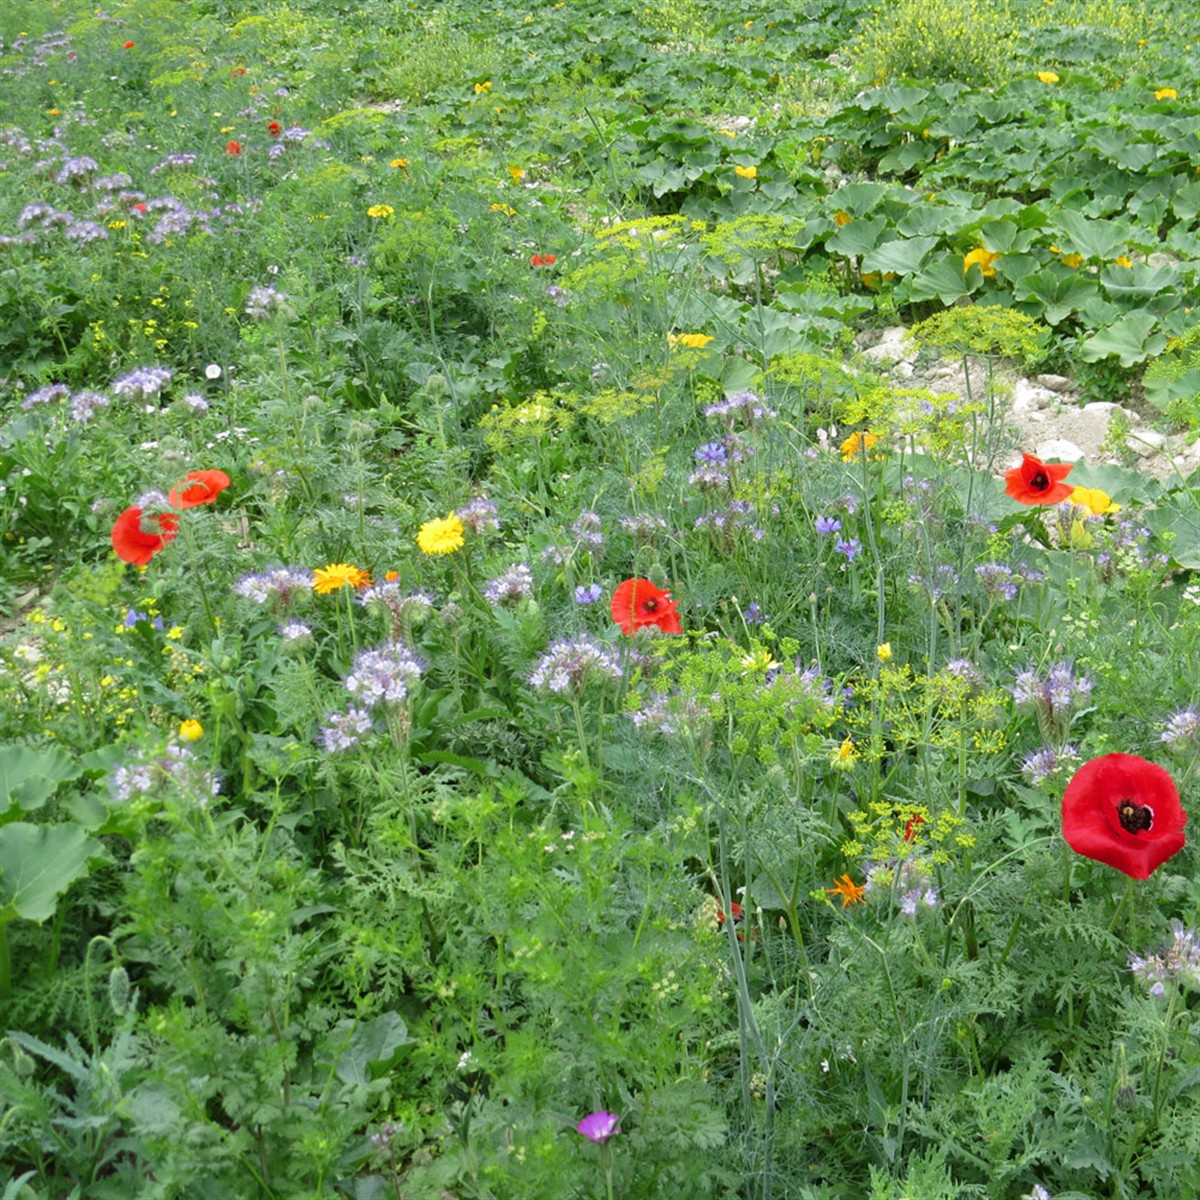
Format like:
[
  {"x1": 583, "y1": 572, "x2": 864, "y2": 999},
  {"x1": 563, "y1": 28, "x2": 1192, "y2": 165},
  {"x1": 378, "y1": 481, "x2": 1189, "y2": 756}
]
[
  {"x1": 1037, "y1": 70, "x2": 1060, "y2": 84},
  {"x1": 734, "y1": 164, "x2": 757, "y2": 179},
  {"x1": 178, "y1": 719, "x2": 204, "y2": 741},
  {"x1": 667, "y1": 332, "x2": 714, "y2": 349},
  {"x1": 1113, "y1": 255, "x2": 1133, "y2": 268},
  {"x1": 417, "y1": 513, "x2": 465, "y2": 556},
  {"x1": 833, "y1": 210, "x2": 852, "y2": 226},
  {"x1": 963, "y1": 247, "x2": 1000, "y2": 277},
  {"x1": 1061, "y1": 252, "x2": 1084, "y2": 268},
  {"x1": 1070, "y1": 486, "x2": 1120, "y2": 516},
  {"x1": 1154, "y1": 87, "x2": 1177, "y2": 100}
]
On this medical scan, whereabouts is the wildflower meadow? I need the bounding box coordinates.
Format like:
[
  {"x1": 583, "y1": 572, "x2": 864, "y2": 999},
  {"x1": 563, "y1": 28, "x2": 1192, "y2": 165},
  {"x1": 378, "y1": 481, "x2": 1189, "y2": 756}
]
[{"x1": 2, "y1": 0, "x2": 1199, "y2": 1197}]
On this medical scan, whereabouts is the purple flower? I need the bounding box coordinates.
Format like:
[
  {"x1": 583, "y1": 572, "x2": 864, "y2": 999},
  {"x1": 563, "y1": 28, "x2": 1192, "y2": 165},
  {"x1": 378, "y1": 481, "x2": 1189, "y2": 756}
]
[
  {"x1": 744, "y1": 602, "x2": 768, "y2": 625},
  {"x1": 835, "y1": 537, "x2": 862, "y2": 561},
  {"x1": 530, "y1": 636, "x2": 622, "y2": 693},
  {"x1": 319, "y1": 707, "x2": 373, "y2": 752},
  {"x1": 112, "y1": 365, "x2": 173, "y2": 400},
  {"x1": 483, "y1": 563, "x2": 534, "y2": 607},
  {"x1": 815, "y1": 515, "x2": 841, "y2": 535},
  {"x1": 457, "y1": 496, "x2": 500, "y2": 533},
  {"x1": 575, "y1": 583, "x2": 603, "y2": 605},
  {"x1": 695, "y1": 441, "x2": 727, "y2": 465},
  {"x1": 345, "y1": 643, "x2": 425, "y2": 706},
  {"x1": 1021, "y1": 743, "x2": 1075, "y2": 787},
  {"x1": 576, "y1": 1111, "x2": 620, "y2": 1143},
  {"x1": 234, "y1": 566, "x2": 313, "y2": 607},
  {"x1": 1161, "y1": 707, "x2": 1200, "y2": 749},
  {"x1": 571, "y1": 510, "x2": 604, "y2": 547},
  {"x1": 245, "y1": 283, "x2": 291, "y2": 319}
]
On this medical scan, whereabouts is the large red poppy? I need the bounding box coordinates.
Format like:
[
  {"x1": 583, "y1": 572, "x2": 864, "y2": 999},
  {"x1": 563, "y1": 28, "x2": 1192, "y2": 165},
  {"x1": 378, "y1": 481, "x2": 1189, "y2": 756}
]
[
  {"x1": 111, "y1": 506, "x2": 179, "y2": 565},
  {"x1": 610, "y1": 577, "x2": 682, "y2": 635},
  {"x1": 1061, "y1": 753, "x2": 1187, "y2": 879},
  {"x1": 168, "y1": 469, "x2": 230, "y2": 509},
  {"x1": 1005, "y1": 453, "x2": 1074, "y2": 505}
]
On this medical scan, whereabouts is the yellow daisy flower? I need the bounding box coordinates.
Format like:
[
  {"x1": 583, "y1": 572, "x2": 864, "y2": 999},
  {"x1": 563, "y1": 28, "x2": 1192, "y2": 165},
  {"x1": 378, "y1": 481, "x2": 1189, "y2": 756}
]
[
  {"x1": 313, "y1": 563, "x2": 372, "y2": 593},
  {"x1": 416, "y1": 513, "x2": 465, "y2": 556}
]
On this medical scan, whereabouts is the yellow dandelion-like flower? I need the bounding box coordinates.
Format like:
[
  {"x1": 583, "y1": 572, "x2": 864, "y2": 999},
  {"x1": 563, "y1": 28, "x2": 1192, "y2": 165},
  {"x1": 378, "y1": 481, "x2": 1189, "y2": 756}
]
[
  {"x1": 1069, "y1": 486, "x2": 1120, "y2": 516},
  {"x1": 178, "y1": 719, "x2": 204, "y2": 741},
  {"x1": 667, "y1": 332, "x2": 714, "y2": 349},
  {"x1": 840, "y1": 430, "x2": 880, "y2": 461},
  {"x1": 416, "y1": 513, "x2": 465, "y2": 556},
  {"x1": 390, "y1": 157, "x2": 410, "y2": 168},
  {"x1": 313, "y1": 563, "x2": 372, "y2": 594},
  {"x1": 367, "y1": 204, "x2": 394, "y2": 219},
  {"x1": 734, "y1": 164, "x2": 757, "y2": 179},
  {"x1": 877, "y1": 642, "x2": 893, "y2": 662},
  {"x1": 718, "y1": 128, "x2": 737, "y2": 138},
  {"x1": 963, "y1": 246, "x2": 1000, "y2": 277},
  {"x1": 1153, "y1": 87, "x2": 1177, "y2": 101},
  {"x1": 508, "y1": 164, "x2": 526, "y2": 183},
  {"x1": 474, "y1": 80, "x2": 492, "y2": 94},
  {"x1": 1037, "y1": 71, "x2": 1060, "y2": 84},
  {"x1": 490, "y1": 202, "x2": 517, "y2": 217}
]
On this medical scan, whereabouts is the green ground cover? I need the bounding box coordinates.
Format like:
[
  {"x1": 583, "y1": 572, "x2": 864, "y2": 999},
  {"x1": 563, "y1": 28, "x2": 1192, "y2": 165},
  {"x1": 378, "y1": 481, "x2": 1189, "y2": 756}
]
[{"x1": 0, "y1": 0, "x2": 1198, "y2": 1196}]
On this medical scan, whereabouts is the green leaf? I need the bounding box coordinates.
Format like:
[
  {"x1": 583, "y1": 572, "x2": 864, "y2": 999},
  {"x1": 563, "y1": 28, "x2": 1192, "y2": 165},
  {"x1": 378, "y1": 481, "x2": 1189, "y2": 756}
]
[
  {"x1": 333, "y1": 1012, "x2": 412, "y2": 1086},
  {"x1": 0, "y1": 744, "x2": 81, "y2": 818},
  {"x1": 860, "y1": 236, "x2": 939, "y2": 276},
  {"x1": 896, "y1": 205, "x2": 974, "y2": 238},
  {"x1": 0, "y1": 822, "x2": 103, "y2": 924},
  {"x1": 1173, "y1": 181, "x2": 1200, "y2": 221},
  {"x1": 825, "y1": 217, "x2": 887, "y2": 257},
  {"x1": 1099, "y1": 262, "x2": 1179, "y2": 299},
  {"x1": 1144, "y1": 490, "x2": 1200, "y2": 568},
  {"x1": 1079, "y1": 313, "x2": 1166, "y2": 367},
  {"x1": 1052, "y1": 210, "x2": 1132, "y2": 262},
  {"x1": 901, "y1": 255, "x2": 975, "y2": 304},
  {"x1": 1012, "y1": 270, "x2": 1096, "y2": 325}
]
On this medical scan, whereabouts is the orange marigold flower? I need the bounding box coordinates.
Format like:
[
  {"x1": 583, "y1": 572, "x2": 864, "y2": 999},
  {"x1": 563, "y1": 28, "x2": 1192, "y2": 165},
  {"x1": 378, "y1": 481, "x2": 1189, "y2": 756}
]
[{"x1": 313, "y1": 563, "x2": 371, "y2": 593}]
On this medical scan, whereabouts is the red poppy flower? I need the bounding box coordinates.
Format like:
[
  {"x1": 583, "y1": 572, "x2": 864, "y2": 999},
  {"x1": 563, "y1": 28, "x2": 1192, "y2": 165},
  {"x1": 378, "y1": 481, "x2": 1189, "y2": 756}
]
[
  {"x1": 267, "y1": 120, "x2": 281, "y2": 136},
  {"x1": 1062, "y1": 753, "x2": 1187, "y2": 879},
  {"x1": 530, "y1": 253, "x2": 556, "y2": 266},
  {"x1": 132, "y1": 202, "x2": 147, "y2": 213},
  {"x1": 226, "y1": 140, "x2": 242, "y2": 156},
  {"x1": 610, "y1": 577, "x2": 682, "y2": 635},
  {"x1": 231, "y1": 66, "x2": 247, "y2": 77},
  {"x1": 122, "y1": 41, "x2": 135, "y2": 49},
  {"x1": 903, "y1": 813, "x2": 925, "y2": 842},
  {"x1": 168, "y1": 469, "x2": 231, "y2": 509},
  {"x1": 111, "y1": 506, "x2": 179, "y2": 565},
  {"x1": 1004, "y1": 453, "x2": 1074, "y2": 505}
]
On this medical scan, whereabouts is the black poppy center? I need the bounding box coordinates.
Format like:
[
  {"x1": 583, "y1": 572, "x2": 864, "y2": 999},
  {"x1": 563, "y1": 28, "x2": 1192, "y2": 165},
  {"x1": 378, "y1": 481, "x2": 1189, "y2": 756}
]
[
  {"x1": 1030, "y1": 470, "x2": 1049, "y2": 491},
  {"x1": 642, "y1": 597, "x2": 659, "y2": 611},
  {"x1": 1117, "y1": 798, "x2": 1153, "y2": 834}
]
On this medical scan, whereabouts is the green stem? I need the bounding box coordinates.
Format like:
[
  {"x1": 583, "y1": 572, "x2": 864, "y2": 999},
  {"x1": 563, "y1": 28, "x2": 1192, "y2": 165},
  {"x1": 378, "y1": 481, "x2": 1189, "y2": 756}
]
[{"x1": 0, "y1": 921, "x2": 11, "y2": 1003}]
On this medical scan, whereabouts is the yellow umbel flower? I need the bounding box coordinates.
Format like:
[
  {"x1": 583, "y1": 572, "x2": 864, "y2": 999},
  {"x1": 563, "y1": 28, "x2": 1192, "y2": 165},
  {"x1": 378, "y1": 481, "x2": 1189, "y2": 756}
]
[
  {"x1": 178, "y1": 719, "x2": 204, "y2": 741},
  {"x1": 416, "y1": 513, "x2": 465, "y2": 556},
  {"x1": 1069, "y1": 486, "x2": 1120, "y2": 516},
  {"x1": 313, "y1": 563, "x2": 371, "y2": 593},
  {"x1": 366, "y1": 204, "x2": 394, "y2": 218},
  {"x1": 1037, "y1": 70, "x2": 1060, "y2": 84}
]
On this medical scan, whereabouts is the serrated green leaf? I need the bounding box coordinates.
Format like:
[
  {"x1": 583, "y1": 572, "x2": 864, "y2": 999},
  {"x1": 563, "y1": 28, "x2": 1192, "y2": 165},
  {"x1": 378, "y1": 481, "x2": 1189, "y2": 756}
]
[{"x1": 860, "y1": 235, "x2": 938, "y2": 275}]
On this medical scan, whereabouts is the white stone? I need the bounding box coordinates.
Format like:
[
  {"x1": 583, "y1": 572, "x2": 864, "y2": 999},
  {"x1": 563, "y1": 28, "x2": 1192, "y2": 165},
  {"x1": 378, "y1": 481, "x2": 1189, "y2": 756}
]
[
  {"x1": 1011, "y1": 379, "x2": 1057, "y2": 412},
  {"x1": 1126, "y1": 429, "x2": 1166, "y2": 457},
  {"x1": 860, "y1": 326, "x2": 916, "y2": 364},
  {"x1": 1036, "y1": 438, "x2": 1085, "y2": 462},
  {"x1": 892, "y1": 361, "x2": 914, "y2": 379},
  {"x1": 1032, "y1": 373, "x2": 1072, "y2": 391}
]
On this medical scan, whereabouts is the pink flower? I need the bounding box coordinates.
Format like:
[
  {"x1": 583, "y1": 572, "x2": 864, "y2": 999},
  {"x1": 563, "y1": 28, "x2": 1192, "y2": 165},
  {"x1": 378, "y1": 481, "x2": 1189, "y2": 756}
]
[{"x1": 576, "y1": 1111, "x2": 620, "y2": 1143}]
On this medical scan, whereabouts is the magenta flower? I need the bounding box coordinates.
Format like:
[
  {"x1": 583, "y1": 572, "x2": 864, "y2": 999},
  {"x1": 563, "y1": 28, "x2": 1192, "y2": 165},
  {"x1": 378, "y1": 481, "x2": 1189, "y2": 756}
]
[{"x1": 576, "y1": 1111, "x2": 620, "y2": 1143}]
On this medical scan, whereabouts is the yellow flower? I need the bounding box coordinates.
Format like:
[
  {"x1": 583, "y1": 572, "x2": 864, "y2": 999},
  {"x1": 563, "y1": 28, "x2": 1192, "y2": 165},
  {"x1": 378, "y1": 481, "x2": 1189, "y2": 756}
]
[
  {"x1": 740, "y1": 648, "x2": 782, "y2": 674},
  {"x1": 963, "y1": 247, "x2": 1000, "y2": 277},
  {"x1": 833, "y1": 210, "x2": 852, "y2": 226},
  {"x1": 831, "y1": 737, "x2": 858, "y2": 769},
  {"x1": 1037, "y1": 71, "x2": 1060, "y2": 84},
  {"x1": 417, "y1": 513, "x2": 465, "y2": 556},
  {"x1": 313, "y1": 563, "x2": 372, "y2": 593},
  {"x1": 1048, "y1": 244, "x2": 1061, "y2": 254},
  {"x1": 876, "y1": 642, "x2": 893, "y2": 663},
  {"x1": 734, "y1": 164, "x2": 757, "y2": 179},
  {"x1": 667, "y1": 332, "x2": 714, "y2": 349},
  {"x1": 1069, "y1": 486, "x2": 1120, "y2": 515},
  {"x1": 718, "y1": 128, "x2": 737, "y2": 138},
  {"x1": 178, "y1": 719, "x2": 204, "y2": 741},
  {"x1": 1153, "y1": 87, "x2": 1177, "y2": 101},
  {"x1": 474, "y1": 80, "x2": 492, "y2": 94},
  {"x1": 1061, "y1": 252, "x2": 1084, "y2": 268},
  {"x1": 166, "y1": 626, "x2": 185, "y2": 640},
  {"x1": 840, "y1": 430, "x2": 880, "y2": 461},
  {"x1": 390, "y1": 157, "x2": 410, "y2": 168},
  {"x1": 826, "y1": 873, "x2": 867, "y2": 908},
  {"x1": 507, "y1": 164, "x2": 526, "y2": 183},
  {"x1": 366, "y1": 204, "x2": 394, "y2": 219},
  {"x1": 1113, "y1": 255, "x2": 1133, "y2": 268},
  {"x1": 490, "y1": 202, "x2": 517, "y2": 217}
]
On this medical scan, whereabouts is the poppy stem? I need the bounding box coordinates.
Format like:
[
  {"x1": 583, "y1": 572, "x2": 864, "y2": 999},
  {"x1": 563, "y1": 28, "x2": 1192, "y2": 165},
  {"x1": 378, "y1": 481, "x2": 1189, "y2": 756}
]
[{"x1": 1106, "y1": 876, "x2": 1135, "y2": 934}]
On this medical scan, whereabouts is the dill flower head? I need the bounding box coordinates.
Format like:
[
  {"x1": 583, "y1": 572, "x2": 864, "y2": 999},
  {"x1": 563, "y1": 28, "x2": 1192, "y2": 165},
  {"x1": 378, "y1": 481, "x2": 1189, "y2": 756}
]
[
  {"x1": 313, "y1": 563, "x2": 371, "y2": 594},
  {"x1": 416, "y1": 512, "x2": 465, "y2": 556}
]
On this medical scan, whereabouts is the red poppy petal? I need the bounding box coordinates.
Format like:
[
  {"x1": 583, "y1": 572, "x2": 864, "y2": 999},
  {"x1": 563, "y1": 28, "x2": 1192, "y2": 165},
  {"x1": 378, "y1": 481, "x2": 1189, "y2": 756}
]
[
  {"x1": 168, "y1": 469, "x2": 231, "y2": 509},
  {"x1": 111, "y1": 507, "x2": 179, "y2": 565},
  {"x1": 1062, "y1": 753, "x2": 1187, "y2": 879}
]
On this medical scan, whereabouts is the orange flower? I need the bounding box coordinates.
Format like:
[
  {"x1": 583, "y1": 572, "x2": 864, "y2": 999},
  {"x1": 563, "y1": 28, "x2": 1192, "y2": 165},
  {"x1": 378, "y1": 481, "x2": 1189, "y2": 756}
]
[
  {"x1": 168, "y1": 469, "x2": 230, "y2": 509},
  {"x1": 827, "y1": 874, "x2": 867, "y2": 908},
  {"x1": 963, "y1": 247, "x2": 1000, "y2": 278},
  {"x1": 833, "y1": 210, "x2": 852, "y2": 226},
  {"x1": 226, "y1": 140, "x2": 242, "y2": 156},
  {"x1": 1004, "y1": 452, "x2": 1074, "y2": 505}
]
